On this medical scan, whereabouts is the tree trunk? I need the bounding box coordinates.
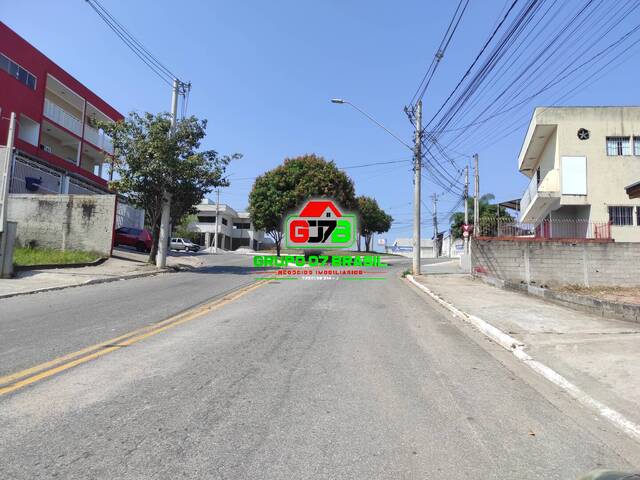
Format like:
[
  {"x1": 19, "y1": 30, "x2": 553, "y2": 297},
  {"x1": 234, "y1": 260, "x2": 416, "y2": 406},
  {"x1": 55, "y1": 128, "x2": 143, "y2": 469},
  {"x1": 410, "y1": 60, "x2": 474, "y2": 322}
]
[
  {"x1": 269, "y1": 231, "x2": 282, "y2": 257},
  {"x1": 365, "y1": 234, "x2": 372, "y2": 252},
  {"x1": 357, "y1": 233, "x2": 361, "y2": 252},
  {"x1": 147, "y1": 206, "x2": 161, "y2": 264}
]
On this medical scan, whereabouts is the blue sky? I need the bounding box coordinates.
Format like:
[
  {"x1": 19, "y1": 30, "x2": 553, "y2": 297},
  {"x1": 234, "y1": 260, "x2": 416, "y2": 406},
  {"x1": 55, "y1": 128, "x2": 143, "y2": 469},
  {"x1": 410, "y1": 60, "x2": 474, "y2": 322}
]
[{"x1": 3, "y1": 0, "x2": 640, "y2": 242}]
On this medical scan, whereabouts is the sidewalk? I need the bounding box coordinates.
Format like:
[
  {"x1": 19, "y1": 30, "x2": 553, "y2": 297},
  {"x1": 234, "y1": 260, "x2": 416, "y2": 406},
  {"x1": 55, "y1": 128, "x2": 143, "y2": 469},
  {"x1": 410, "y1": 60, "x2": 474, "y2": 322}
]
[
  {"x1": 410, "y1": 273, "x2": 640, "y2": 441},
  {"x1": 0, "y1": 250, "x2": 207, "y2": 299}
]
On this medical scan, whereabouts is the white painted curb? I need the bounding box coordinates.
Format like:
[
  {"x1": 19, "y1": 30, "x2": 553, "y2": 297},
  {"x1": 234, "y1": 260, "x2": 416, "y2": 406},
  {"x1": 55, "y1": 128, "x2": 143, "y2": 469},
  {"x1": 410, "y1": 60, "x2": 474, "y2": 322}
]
[{"x1": 406, "y1": 274, "x2": 640, "y2": 444}]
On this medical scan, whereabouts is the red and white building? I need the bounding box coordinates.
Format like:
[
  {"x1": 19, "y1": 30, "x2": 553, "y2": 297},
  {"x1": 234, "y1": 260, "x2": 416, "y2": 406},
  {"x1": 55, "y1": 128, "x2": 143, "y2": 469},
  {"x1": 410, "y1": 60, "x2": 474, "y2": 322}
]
[{"x1": 0, "y1": 22, "x2": 123, "y2": 195}]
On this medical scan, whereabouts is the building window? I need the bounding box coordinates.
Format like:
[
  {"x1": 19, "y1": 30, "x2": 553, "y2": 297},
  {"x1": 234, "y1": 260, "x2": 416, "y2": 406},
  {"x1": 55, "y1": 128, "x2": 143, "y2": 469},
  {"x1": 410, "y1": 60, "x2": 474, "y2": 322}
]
[
  {"x1": 0, "y1": 53, "x2": 37, "y2": 90},
  {"x1": 233, "y1": 222, "x2": 250, "y2": 230},
  {"x1": 606, "y1": 136, "x2": 631, "y2": 156},
  {"x1": 196, "y1": 216, "x2": 215, "y2": 223},
  {"x1": 608, "y1": 206, "x2": 633, "y2": 226},
  {"x1": 634, "y1": 136, "x2": 640, "y2": 155},
  {"x1": 637, "y1": 207, "x2": 640, "y2": 226},
  {"x1": 222, "y1": 218, "x2": 228, "y2": 226}
]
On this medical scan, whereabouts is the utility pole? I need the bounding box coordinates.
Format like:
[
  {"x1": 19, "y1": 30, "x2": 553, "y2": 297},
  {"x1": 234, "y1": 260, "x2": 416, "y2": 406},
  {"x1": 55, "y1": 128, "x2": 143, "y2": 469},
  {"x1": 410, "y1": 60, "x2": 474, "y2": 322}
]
[
  {"x1": 214, "y1": 187, "x2": 220, "y2": 253},
  {"x1": 464, "y1": 165, "x2": 469, "y2": 254},
  {"x1": 473, "y1": 153, "x2": 479, "y2": 237},
  {"x1": 156, "y1": 79, "x2": 179, "y2": 268},
  {"x1": 432, "y1": 193, "x2": 438, "y2": 259},
  {"x1": 0, "y1": 112, "x2": 15, "y2": 232},
  {"x1": 412, "y1": 100, "x2": 422, "y2": 275},
  {"x1": 0, "y1": 112, "x2": 16, "y2": 278}
]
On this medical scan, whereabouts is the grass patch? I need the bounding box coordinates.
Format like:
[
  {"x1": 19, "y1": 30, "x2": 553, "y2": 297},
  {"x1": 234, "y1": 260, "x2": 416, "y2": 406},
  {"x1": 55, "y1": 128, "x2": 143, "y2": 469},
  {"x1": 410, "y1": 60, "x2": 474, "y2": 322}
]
[{"x1": 13, "y1": 247, "x2": 103, "y2": 267}]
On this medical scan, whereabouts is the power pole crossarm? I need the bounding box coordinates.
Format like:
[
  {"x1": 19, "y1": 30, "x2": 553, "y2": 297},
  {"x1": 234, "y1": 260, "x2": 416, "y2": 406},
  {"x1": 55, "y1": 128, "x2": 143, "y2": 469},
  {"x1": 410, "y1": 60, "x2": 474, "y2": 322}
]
[{"x1": 412, "y1": 101, "x2": 422, "y2": 276}]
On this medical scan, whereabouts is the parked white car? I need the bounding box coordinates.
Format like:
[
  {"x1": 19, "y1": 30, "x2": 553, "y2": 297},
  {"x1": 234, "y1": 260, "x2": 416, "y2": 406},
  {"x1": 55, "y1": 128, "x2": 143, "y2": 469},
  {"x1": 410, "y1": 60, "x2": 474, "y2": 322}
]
[{"x1": 170, "y1": 238, "x2": 200, "y2": 252}]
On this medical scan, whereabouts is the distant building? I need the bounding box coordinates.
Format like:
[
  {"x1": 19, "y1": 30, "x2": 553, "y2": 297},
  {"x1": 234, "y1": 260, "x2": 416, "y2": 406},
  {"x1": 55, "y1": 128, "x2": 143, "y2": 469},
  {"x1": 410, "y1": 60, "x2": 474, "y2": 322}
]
[
  {"x1": 0, "y1": 22, "x2": 122, "y2": 195},
  {"x1": 441, "y1": 233, "x2": 464, "y2": 258},
  {"x1": 188, "y1": 199, "x2": 265, "y2": 251},
  {"x1": 387, "y1": 238, "x2": 435, "y2": 258},
  {"x1": 517, "y1": 107, "x2": 640, "y2": 242}
]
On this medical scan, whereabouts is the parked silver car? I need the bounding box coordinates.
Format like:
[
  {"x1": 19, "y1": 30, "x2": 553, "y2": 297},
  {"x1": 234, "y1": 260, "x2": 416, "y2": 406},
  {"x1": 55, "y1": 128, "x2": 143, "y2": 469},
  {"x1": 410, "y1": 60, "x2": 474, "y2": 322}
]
[{"x1": 170, "y1": 237, "x2": 200, "y2": 252}]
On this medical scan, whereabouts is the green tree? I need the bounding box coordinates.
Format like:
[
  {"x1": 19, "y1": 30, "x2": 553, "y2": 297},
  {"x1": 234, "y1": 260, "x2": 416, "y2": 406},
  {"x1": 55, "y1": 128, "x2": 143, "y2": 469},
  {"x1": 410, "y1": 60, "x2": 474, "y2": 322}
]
[
  {"x1": 248, "y1": 154, "x2": 357, "y2": 255},
  {"x1": 449, "y1": 193, "x2": 511, "y2": 238},
  {"x1": 173, "y1": 214, "x2": 199, "y2": 243},
  {"x1": 102, "y1": 112, "x2": 238, "y2": 262},
  {"x1": 357, "y1": 196, "x2": 393, "y2": 252}
]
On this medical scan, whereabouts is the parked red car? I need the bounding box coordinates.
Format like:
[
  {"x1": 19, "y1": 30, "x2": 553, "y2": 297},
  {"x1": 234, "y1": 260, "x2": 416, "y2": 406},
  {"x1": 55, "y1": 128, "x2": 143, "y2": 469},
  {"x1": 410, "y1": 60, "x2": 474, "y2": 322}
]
[{"x1": 114, "y1": 227, "x2": 153, "y2": 252}]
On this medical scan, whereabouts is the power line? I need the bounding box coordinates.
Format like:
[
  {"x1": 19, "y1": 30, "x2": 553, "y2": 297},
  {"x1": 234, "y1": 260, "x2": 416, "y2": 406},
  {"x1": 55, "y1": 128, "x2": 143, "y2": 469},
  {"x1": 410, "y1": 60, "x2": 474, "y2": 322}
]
[
  {"x1": 85, "y1": 0, "x2": 184, "y2": 88},
  {"x1": 409, "y1": 0, "x2": 470, "y2": 106},
  {"x1": 424, "y1": 0, "x2": 524, "y2": 129},
  {"x1": 428, "y1": 0, "x2": 545, "y2": 137},
  {"x1": 340, "y1": 159, "x2": 412, "y2": 170},
  {"x1": 435, "y1": 0, "x2": 639, "y2": 138},
  {"x1": 428, "y1": 0, "x2": 640, "y2": 157}
]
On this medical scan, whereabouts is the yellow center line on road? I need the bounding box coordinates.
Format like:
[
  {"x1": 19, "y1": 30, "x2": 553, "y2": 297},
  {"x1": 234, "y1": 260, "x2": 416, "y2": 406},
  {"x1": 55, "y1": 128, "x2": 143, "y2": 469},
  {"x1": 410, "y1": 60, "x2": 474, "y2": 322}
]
[{"x1": 0, "y1": 280, "x2": 270, "y2": 396}]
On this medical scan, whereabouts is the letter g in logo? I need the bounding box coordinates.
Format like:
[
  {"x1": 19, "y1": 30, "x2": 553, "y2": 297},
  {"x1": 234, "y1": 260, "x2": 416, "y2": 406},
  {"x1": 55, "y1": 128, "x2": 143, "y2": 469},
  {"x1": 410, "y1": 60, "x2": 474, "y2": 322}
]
[{"x1": 289, "y1": 219, "x2": 309, "y2": 243}]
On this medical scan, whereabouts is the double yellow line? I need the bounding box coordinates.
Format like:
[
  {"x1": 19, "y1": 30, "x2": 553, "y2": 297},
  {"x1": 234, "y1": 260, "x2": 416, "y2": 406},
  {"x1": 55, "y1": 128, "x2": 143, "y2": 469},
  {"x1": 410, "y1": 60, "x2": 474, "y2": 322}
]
[{"x1": 0, "y1": 280, "x2": 269, "y2": 396}]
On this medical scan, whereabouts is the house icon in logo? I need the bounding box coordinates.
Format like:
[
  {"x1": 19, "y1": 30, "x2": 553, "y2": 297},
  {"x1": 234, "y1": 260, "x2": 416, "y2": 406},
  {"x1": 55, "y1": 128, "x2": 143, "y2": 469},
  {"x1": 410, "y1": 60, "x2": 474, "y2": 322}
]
[
  {"x1": 284, "y1": 199, "x2": 356, "y2": 249},
  {"x1": 298, "y1": 200, "x2": 342, "y2": 219}
]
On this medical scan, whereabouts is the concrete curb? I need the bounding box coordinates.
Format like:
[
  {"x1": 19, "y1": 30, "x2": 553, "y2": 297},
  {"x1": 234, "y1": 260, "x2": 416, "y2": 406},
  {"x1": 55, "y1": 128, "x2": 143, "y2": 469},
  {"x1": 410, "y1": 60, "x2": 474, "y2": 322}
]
[
  {"x1": 406, "y1": 274, "x2": 640, "y2": 444},
  {"x1": 0, "y1": 268, "x2": 171, "y2": 300}
]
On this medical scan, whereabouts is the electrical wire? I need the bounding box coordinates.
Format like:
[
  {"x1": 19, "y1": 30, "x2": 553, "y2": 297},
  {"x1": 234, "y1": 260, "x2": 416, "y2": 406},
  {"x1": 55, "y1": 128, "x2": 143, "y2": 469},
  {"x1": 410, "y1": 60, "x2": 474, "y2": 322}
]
[
  {"x1": 428, "y1": 0, "x2": 640, "y2": 157},
  {"x1": 85, "y1": 0, "x2": 178, "y2": 80},
  {"x1": 409, "y1": 0, "x2": 470, "y2": 106},
  {"x1": 84, "y1": 0, "x2": 175, "y2": 86}
]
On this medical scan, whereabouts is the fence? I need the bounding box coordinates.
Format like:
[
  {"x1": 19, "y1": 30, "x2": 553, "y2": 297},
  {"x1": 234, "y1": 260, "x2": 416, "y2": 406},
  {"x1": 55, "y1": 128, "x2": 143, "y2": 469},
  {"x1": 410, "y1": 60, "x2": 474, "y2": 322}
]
[
  {"x1": 476, "y1": 217, "x2": 611, "y2": 241},
  {"x1": 116, "y1": 200, "x2": 145, "y2": 230},
  {"x1": 11, "y1": 156, "x2": 62, "y2": 194}
]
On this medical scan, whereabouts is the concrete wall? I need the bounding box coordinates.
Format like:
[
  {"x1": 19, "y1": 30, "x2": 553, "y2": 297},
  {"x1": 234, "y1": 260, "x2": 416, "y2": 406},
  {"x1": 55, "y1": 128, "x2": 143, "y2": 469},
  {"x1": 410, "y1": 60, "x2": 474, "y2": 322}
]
[
  {"x1": 7, "y1": 194, "x2": 116, "y2": 255},
  {"x1": 471, "y1": 238, "x2": 640, "y2": 287}
]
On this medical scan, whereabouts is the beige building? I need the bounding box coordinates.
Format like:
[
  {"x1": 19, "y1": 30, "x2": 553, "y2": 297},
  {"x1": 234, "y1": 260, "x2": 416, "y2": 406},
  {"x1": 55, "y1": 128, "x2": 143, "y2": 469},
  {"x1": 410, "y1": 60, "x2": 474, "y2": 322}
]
[
  {"x1": 188, "y1": 199, "x2": 265, "y2": 251},
  {"x1": 518, "y1": 107, "x2": 640, "y2": 242}
]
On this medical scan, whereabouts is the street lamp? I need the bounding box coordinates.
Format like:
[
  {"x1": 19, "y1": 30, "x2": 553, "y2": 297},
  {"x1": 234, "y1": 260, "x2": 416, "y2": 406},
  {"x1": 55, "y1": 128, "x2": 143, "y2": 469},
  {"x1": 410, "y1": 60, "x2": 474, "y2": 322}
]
[
  {"x1": 330, "y1": 97, "x2": 422, "y2": 276},
  {"x1": 329, "y1": 98, "x2": 413, "y2": 151}
]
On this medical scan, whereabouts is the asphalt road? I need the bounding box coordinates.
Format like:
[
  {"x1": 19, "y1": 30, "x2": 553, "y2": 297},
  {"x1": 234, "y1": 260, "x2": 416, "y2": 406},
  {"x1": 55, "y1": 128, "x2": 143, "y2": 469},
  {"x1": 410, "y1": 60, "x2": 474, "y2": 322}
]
[
  {"x1": 0, "y1": 253, "x2": 258, "y2": 377},
  {"x1": 0, "y1": 254, "x2": 638, "y2": 479}
]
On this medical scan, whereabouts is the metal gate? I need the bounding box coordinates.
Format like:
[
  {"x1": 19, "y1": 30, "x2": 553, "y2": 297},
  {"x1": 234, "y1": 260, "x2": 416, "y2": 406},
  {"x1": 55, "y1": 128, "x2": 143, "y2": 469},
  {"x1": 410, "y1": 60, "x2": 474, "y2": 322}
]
[
  {"x1": 68, "y1": 178, "x2": 102, "y2": 195},
  {"x1": 11, "y1": 156, "x2": 62, "y2": 194}
]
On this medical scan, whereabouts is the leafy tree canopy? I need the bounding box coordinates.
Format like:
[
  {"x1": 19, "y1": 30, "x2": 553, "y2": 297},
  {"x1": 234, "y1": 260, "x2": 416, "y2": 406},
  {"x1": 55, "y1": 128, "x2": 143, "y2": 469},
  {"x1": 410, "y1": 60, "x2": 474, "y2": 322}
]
[
  {"x1": 449, "y1": 193, "x2": 512, "y2": 239},
  {"x1": 102, "y1": 112, "x2": 239, "y2": 262},
  {"x1": 357, "y1": 196, "x2": 393, "y2": 252},
  {"x1": 248, "y1": 154, "x2": 356, "y2": 255}
]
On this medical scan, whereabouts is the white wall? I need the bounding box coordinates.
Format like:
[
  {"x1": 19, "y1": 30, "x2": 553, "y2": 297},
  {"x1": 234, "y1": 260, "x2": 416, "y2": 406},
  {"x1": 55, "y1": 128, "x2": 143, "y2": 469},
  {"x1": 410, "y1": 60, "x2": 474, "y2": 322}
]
[{"x1": 7, "y1": 194, "x2": 116, "y2": 255}]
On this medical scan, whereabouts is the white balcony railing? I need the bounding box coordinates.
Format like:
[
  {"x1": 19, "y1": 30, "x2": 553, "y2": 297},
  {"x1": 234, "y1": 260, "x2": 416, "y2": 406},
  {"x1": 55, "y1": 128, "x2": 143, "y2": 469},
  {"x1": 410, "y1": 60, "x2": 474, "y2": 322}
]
[
  {"x1": 43, "y1": 98, "x2": 82, "y2": 136},
  {"x1": 83, "y1": 125, "x2": 114, "y2": 154},
  {"x1": 519, "y1": 169, "x2": 561, "y2": 222},
  {"x1": 519, "y1": 174, "x2": 538, "y2": 217}
]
